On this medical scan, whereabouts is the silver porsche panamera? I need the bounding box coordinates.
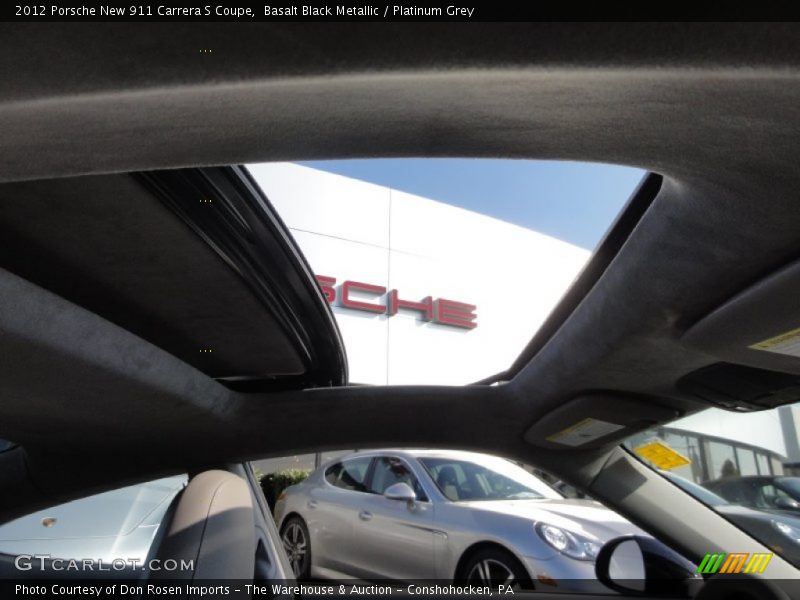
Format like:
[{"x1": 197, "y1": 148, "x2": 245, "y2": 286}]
[{"x1": 274, "y1": 449, "x2": 646, "y2": 592}]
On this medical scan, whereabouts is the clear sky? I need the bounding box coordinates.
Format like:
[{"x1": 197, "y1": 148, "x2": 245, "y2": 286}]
[{"x1": 300, "y1": 159, "x2": 645, "y2": 250}]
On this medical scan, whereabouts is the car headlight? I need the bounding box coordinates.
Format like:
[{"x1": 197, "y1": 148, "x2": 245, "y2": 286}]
[
  {"x1": 772, "y1": 519, "x2": 800, "y2": 543},
  {"x1": 535, "y1": 523, "x2": 601, "y2": 561}
]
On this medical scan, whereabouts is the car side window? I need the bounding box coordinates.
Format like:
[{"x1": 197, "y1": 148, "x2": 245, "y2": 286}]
[
  {"x1": 334, "y1": 457, "x2": 372, "y2": 492},
  {"x1": 756, "y1": 483, "x2": 791, "y2": 508},
  {"x1": 426, "y1": 461, "x2": 471, "y2": 501},
  {"x1": 368, "y1": 456, "x2": 428, "y2": 501},
  {"x1": 715, "y1": 480, "x2": 747, "y2": 504},
  {"x1": 324, "y1": 462, "x2": 342, "y2": 485}
]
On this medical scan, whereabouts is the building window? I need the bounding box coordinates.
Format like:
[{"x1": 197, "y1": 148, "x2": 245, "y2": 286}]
[
  {"x1": 735, "y1": 447, "x2": 759, "y2": 476},
  {"x1": 756, "y1": 452, "x2": 772, "y2": 475},
  {"x1": 661, "y1": 431, "x2": 699, "y2": 481},
  {"x1": 705, "y1": 440, "x2": 739, "y2": 480}
]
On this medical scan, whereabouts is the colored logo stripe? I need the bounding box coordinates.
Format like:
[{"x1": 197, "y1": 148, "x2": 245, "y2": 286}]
[
  {"x1": 744, "y1": 553, "x2": 773, "y2": 574},
  {"x1": 720, "y1": 553, "x2": 748, "y2": 573},
  {"x1": 697, "y1": 553, "x2": 725, "y2": 574},
  {"x1": 697, "y1": 552, "x2": 772, "y2": 574}
]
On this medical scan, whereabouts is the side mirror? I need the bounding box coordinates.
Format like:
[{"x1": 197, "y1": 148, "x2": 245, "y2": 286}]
[
  {"x1": 384, "y1": 482, "x2": 416, "y2": 507},
  {"x1": 774, "y1": 497, "x2": 800, "y2": 510},
  {"x1": 595, "y1": 535, "x2": 702, "y2": 597}
]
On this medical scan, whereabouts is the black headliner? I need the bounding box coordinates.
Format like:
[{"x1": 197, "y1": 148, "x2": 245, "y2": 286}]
[
  {"x1": 3, "y1": 23, "x2": 800, "y2": 521},
  {"x1": 0, "y1": 167, "x2": 347, "y2": 389}
]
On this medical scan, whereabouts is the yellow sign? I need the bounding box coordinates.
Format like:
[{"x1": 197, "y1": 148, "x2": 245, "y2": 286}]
[{"x1": 634, "y1": 440, "x2": 691, "y2": 470}]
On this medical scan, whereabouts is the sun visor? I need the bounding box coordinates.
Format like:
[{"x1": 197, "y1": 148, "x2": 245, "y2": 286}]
[
  {"x1": 684, "y1": 258, "x2": 800, "y2": 372},
  {"x1": 680, "y1": 258, "x2": 800, "y2": 410},
  {"x1": 677, "y1": 363, "x2": 800, "y2": 411},
  {"x1": 524, "y1": 394, "x2": 679, "y2": 450}
]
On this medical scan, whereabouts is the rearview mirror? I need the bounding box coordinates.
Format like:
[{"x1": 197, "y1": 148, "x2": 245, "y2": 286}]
[
  {"x1": 384, "y1": 482, "x2": 416, "y2": 507},
  {"x1": 595, "y1": 535, "x2": 701, "y2": 597}
]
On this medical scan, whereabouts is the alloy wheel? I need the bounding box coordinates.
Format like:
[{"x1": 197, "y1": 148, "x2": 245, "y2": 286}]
[
  {"x1": 466, "y1": 558, "x2": 518, "y2": 588},
  {"x1": 281, "y1": 522, "x2": 308, "y2": 577}
]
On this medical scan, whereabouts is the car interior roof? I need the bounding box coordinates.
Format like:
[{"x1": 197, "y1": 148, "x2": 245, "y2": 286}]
[
  {"x1": 3, "y1": 23, "x2": 800, "y2": 524},
  {"x1": 0, "y1": 173, "x2": 306, "y2": 379},
  {"x1": 0, "y1": 167, "x2": 347, "y2": 391}
]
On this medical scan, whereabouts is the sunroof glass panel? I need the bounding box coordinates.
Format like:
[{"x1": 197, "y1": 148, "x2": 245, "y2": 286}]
[{"x1": 247, "y1": 159, "x2": 644, "y2": 385}]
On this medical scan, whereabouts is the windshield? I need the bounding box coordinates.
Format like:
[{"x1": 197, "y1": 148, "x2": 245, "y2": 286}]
[
  {"x1": 419, "y1": 455, "x2": 562, "y2": 502},
  {"x1": 627, "y1": 400, "x2": 800, "y2": 567}
]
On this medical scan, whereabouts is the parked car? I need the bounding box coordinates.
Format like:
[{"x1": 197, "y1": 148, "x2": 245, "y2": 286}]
[
  {"x1": 274, "y1": 449, "x2": 655, "y2": 591},
  {"x1": 703, "y1": 476, "x2": 800, "y2": 515},
  {"x1": 0, "y1": 476, "x2": 187, "y2": 577},
  {"x1": 661, "y1": 471, "x2": 800, "y2": 566}
]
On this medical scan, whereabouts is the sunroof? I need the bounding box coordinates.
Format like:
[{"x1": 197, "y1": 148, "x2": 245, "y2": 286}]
[{"x1": 247, "y1": 160, "x2": 645, "y2": 385}]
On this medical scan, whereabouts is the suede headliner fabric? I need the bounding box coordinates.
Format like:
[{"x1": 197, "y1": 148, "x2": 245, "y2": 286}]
[
  {"x1": 3, "y1": 24, "x2": 800, "y2": 541},
  {"x1": 0, "y1": 174, "x2": 306, "y2": 378}
]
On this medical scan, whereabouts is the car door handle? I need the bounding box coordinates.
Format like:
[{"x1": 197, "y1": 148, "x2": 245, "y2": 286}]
[
  {"x1": 307, "y1": 500, "x2": 318, "y2": 509},
  {"x1": 358, "y1": 510, "x2": 372, "y2": 521}
]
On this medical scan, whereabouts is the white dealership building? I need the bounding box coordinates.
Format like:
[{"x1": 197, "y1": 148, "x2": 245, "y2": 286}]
[{"x1": 250, "y1": 163, "x2": 796, "y2": 482}]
